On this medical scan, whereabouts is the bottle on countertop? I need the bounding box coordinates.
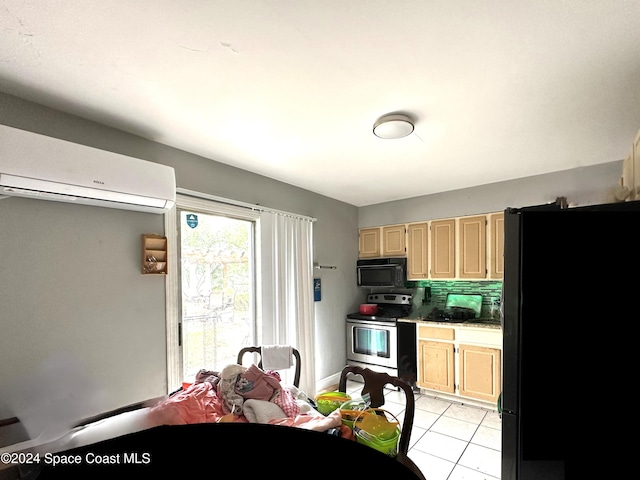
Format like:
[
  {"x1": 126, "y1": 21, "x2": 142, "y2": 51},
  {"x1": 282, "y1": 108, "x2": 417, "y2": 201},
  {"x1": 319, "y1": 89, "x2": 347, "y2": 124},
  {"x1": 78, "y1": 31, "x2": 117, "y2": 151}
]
[{"x1": 490, "y1": 297, "x2": 501, "y2": 319}]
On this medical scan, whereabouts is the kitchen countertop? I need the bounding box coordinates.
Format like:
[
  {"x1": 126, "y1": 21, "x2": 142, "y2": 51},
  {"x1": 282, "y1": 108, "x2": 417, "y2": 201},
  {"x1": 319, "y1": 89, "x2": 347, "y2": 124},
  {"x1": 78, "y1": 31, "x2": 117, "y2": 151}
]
[{"x1": 398, "y1": 317, "x2": 502, "y2": 330}]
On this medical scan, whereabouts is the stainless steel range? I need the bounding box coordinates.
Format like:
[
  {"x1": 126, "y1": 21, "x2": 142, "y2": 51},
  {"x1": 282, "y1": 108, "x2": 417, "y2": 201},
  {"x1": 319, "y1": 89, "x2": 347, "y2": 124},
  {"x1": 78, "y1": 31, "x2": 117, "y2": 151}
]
[{"x1": 346, "y1": 293, "x2": 417, "y2": 386}]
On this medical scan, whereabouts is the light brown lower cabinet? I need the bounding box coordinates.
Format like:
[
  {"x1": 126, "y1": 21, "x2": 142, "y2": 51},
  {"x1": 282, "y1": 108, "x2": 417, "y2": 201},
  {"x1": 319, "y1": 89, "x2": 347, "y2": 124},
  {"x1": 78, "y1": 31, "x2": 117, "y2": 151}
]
[
  {"x1": 417, "y1": 324, "x2": 502, "y2": 405},
  {"x1": 458, "y1": 344, "x2": 501, "y2": 403},
  {"x1": 418, "y1": 340, "x2": 455, "y2": 393}
]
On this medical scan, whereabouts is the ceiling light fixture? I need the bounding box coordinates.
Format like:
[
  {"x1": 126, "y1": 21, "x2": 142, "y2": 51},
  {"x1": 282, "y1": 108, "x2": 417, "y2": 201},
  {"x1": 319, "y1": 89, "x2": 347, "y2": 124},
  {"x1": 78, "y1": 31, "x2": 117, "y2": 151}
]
[{"x1": 373, "y1": 114, "x2": 414, "y2": 139}]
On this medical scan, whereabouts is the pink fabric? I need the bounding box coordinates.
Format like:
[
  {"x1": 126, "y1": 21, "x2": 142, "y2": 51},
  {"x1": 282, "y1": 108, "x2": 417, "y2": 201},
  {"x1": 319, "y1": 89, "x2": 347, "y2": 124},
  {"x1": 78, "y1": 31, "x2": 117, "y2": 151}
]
[
  {"x1": 272, "y1": 387, "x2": 300, "y2": 418},
  {"x1": 147, "y1": 364, "x2": 304, "y2": 426},
  {"x1": 235, "y1": 364, "x2": 282, "y2": 401},
  {"x1": 147, "y1": 382, "x2": 247, "y2": 426},
  {"x1": 265, "y1": 370, "x2": 281, "y2": 382}
]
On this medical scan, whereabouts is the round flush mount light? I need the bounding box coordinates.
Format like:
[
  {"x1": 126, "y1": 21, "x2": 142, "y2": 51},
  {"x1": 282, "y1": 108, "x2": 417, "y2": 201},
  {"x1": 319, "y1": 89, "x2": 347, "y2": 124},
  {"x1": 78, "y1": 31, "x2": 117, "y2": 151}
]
[{"x1": 373, "y1": 114, "x2": 414, "y2": 139}]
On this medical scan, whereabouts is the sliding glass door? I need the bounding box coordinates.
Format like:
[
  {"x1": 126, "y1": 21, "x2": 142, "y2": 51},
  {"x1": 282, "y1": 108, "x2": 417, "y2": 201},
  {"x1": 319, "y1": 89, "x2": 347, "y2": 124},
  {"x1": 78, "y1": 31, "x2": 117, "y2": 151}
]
[
  {"x1": 165, "y1": 194, "x2": 259, "y2": 389},
  {"x1": 179, "y1": 210, "x2": 255, "y2": 382}
]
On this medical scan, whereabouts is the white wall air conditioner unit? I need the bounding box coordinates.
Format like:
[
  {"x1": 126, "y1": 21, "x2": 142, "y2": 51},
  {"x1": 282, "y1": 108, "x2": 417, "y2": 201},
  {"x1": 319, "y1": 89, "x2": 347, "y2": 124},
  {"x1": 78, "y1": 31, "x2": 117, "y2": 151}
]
[{"x1": 0, "y1": 124, "x2": 176, "y2": 214}]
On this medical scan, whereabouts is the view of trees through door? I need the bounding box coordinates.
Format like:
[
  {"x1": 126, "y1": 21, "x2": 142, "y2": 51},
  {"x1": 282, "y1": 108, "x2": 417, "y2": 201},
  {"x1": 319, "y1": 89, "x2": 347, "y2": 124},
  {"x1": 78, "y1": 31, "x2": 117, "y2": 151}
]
[{"x1": 179, "y1": 210, "x2": 255, "y2": 383}]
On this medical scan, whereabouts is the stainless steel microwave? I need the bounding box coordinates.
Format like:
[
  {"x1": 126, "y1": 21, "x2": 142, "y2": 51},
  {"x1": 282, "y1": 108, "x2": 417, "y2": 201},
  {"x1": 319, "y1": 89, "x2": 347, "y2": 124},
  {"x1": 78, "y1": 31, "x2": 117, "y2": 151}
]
[{"x1": 357, "y1": 258, "x2": 407, "y2": 288}]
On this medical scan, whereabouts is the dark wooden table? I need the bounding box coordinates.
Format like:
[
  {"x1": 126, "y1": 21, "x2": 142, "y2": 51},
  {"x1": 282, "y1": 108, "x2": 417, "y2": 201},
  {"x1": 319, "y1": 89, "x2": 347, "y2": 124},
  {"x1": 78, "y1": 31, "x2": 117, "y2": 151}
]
[{"x1": 15, "y1": 423, "x2": 423, "y2": 479}]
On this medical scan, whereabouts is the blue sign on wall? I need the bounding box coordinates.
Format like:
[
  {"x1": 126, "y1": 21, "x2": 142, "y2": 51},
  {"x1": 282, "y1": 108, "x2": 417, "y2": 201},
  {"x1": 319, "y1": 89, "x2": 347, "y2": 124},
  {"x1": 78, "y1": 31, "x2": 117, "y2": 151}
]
[
  {"x1": 186, "y1": 214, "x2": 198, "y2": 228},
  {"x1": 314, "y1": 278, "x2": 321, "y2": 302}
]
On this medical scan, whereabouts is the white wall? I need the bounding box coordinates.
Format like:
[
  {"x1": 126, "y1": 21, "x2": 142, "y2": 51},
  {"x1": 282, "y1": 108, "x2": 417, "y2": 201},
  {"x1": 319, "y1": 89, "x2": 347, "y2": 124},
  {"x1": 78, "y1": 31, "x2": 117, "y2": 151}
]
[{"x1": 358, "y1": 162, "x2": 623, "y2": 227}]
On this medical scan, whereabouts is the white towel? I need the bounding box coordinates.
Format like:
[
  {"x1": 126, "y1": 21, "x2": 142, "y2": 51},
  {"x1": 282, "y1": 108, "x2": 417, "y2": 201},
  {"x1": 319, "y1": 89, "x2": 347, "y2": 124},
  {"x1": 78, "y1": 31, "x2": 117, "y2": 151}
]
[
  {"x1": 261, "y1": 345, "x2": 293, "y2": 370},
  {"x1": 243, "y1": 399, "x2": 287, "y2": 424}
]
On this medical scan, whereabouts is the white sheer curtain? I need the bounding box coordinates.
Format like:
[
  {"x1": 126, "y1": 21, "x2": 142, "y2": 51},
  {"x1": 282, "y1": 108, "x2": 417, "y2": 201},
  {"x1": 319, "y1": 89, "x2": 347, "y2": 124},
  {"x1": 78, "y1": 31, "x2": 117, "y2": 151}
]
[{"x1": 260, "y1": 212, "x2": 316, "y2": 397}]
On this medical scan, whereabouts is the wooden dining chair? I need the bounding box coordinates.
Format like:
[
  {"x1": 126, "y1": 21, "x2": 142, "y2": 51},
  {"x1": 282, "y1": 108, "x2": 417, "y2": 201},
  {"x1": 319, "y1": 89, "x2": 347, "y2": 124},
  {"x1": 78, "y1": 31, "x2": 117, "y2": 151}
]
[
  {"x1": 237, "y1": 345, "x2": 301, "y2": 388},
  {"x1": 338, "y1": 365, "x2": 426, "y2": 480}
]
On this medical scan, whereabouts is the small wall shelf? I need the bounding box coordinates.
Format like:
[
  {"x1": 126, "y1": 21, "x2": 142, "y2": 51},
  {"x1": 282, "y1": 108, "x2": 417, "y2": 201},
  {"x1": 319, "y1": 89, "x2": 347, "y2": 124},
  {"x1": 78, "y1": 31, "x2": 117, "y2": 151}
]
[{"x1": 142, "y1": 234, "x2": 167, "y2": 275}]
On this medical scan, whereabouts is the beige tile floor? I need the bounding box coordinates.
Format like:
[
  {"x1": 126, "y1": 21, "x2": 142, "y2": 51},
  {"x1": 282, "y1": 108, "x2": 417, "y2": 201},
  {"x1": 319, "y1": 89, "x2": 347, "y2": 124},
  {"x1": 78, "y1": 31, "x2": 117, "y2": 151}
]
[{"x1": 344, "y1": 379, "x2": 502, "y2": 480}]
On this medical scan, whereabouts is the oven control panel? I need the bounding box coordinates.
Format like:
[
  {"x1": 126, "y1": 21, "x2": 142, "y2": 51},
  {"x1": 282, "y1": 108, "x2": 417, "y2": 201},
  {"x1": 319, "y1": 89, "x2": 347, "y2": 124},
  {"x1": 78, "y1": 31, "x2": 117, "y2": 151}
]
[{"x1": 367, "y1": 293, "x2": 412, "y2": 305}]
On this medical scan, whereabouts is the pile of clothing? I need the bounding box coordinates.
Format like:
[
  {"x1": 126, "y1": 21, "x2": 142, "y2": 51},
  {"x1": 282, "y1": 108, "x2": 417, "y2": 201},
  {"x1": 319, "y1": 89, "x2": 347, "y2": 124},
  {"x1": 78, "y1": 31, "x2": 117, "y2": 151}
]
[
  {"x1": 200, "y1": 363, "x2": 300, "y2": 418},
  {"x1": 146, "y1": 363, "x2": 346, "y2": 435}
]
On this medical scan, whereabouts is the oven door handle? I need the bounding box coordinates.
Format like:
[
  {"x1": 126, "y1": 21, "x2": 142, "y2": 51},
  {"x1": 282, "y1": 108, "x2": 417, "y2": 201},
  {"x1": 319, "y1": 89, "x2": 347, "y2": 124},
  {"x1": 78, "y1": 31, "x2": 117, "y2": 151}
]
[{"x1": 347, "y1": 319, "x2": 396, "y2": 328}]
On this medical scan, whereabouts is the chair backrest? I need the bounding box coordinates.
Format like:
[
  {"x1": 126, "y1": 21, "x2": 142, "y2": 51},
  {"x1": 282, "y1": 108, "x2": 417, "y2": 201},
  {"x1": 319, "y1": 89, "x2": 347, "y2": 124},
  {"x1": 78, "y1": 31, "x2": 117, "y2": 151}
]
[
  {"x1": 338, "y1": 365, "x2": 425, "y2": 479},
  {"x1": 237, "y1": 346, "x2": 301, "y2": 388}
]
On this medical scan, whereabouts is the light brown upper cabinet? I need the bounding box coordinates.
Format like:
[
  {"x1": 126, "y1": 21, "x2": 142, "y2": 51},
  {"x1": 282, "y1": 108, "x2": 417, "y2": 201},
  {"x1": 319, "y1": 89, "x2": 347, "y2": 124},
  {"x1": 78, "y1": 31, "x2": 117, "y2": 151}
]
[
  {"x1": 489, "y1": 212, "x2": 504, "y2": 279},
  {"x1": 381, "y1": 224, "x2": 407, "y2": 257},
  {"x1": 359, "y1": 224, "x2": 406, "y2": 258},
  {"x1": 364, "y1": 212, "x2": 504, "y2": 279},
  {"x1": 358, "y1": 227, "x2": 381, "y2": 258},
  {"x1": 430, "y1": 219, "x2": 455, "y2": 278},
  {"x1": 407, "y1": 222, "x2": 429, "y2": 280},
  {"x1": 458, "y1": 215, "x2": 487, "y2": 278}
]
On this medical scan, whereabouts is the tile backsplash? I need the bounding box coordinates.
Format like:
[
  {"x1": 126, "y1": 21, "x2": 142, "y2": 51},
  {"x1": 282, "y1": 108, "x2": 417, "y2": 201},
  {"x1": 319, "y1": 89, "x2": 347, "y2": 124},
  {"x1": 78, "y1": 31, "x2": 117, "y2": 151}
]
[{"x1": 408, "y1": 280, "x2": 503, "y2": 319}]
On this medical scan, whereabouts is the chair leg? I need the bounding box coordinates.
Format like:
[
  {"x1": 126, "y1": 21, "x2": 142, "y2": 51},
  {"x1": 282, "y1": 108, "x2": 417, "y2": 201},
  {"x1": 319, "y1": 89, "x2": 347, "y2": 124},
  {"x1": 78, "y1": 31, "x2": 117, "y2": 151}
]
[{"x1": 396, "y1": 452, "x2": 427, "y2": 480}]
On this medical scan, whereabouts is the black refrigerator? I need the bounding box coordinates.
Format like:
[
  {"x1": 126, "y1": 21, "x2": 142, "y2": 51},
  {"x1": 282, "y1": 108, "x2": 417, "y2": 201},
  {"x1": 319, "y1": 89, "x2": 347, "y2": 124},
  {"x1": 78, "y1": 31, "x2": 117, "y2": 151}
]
[{"x1": 501, "y1": 199, "x2": 640, "y2": 480}]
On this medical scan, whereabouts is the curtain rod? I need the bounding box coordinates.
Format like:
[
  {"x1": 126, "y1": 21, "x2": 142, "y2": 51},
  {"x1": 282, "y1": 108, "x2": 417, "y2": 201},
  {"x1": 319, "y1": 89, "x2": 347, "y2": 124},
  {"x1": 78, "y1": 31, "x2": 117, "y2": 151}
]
[{"x1": 177, "y1": 188, "x2": 317, "y2": 222}]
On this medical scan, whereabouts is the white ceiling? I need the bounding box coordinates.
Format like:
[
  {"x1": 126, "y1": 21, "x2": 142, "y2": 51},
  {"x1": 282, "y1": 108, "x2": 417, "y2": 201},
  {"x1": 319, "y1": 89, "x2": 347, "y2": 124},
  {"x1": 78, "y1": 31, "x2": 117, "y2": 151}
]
[{"x1": 1, "y1": 1, "x2": 639, "y2": 207}]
